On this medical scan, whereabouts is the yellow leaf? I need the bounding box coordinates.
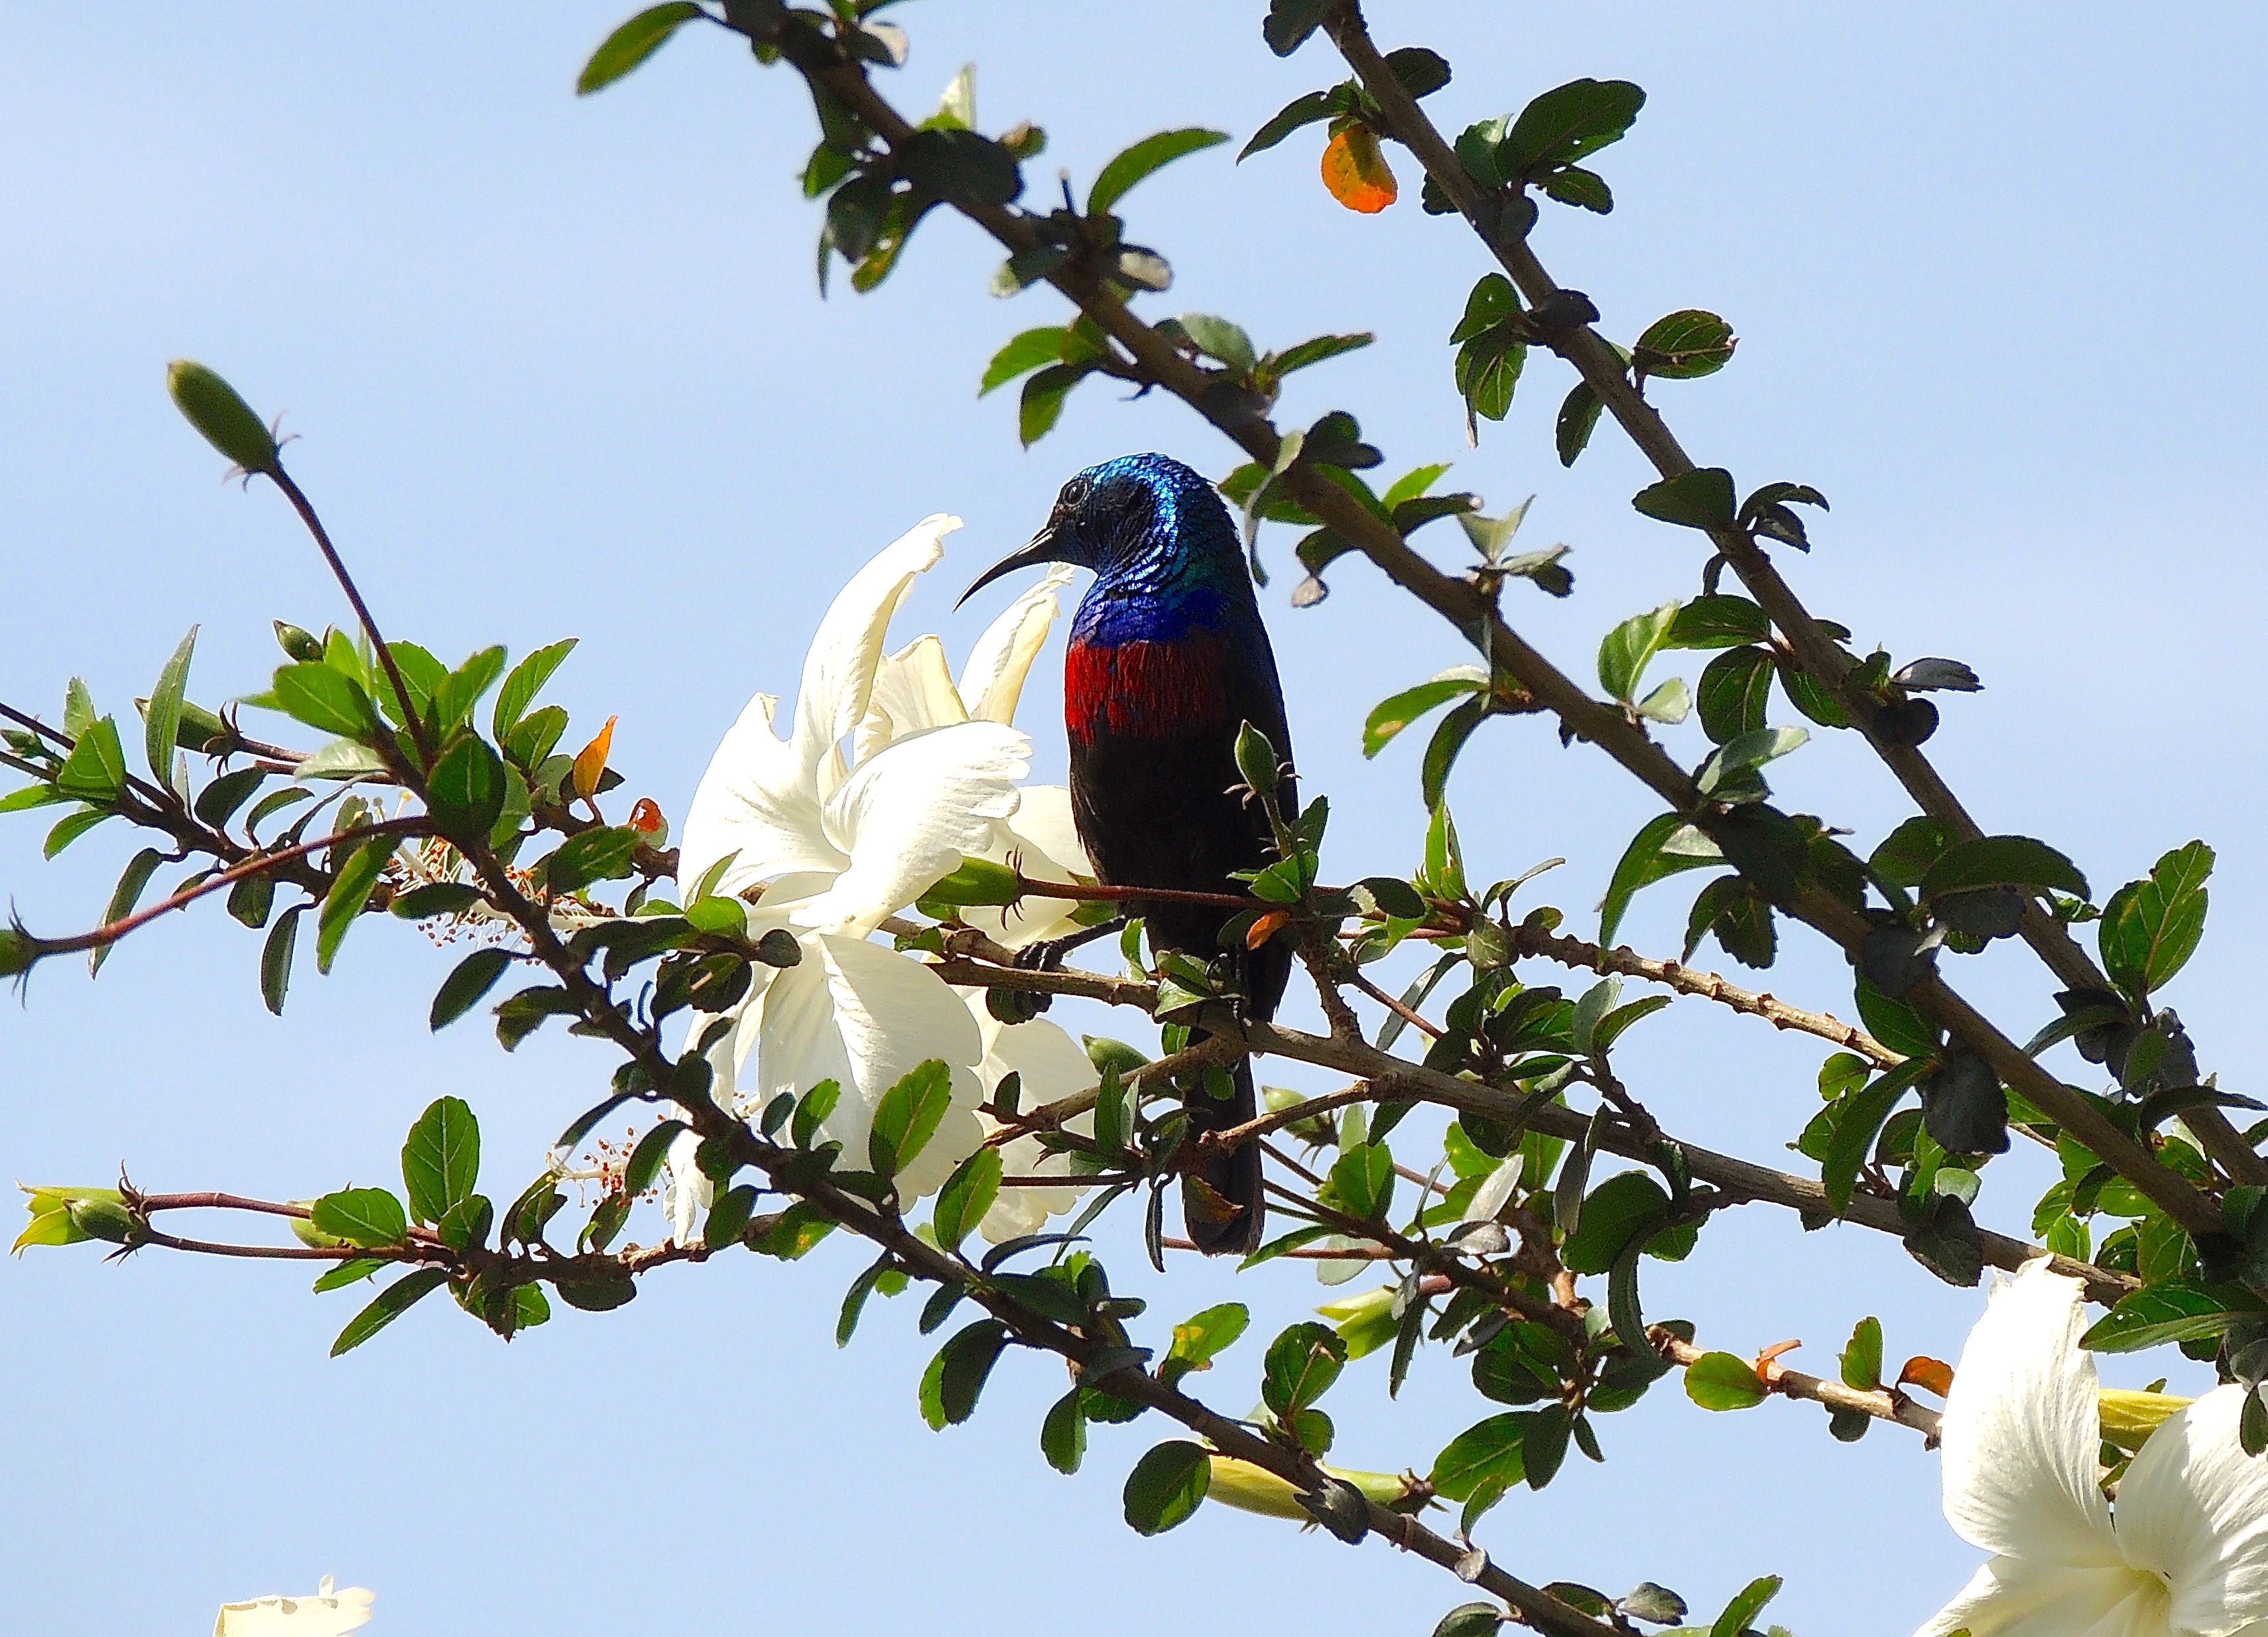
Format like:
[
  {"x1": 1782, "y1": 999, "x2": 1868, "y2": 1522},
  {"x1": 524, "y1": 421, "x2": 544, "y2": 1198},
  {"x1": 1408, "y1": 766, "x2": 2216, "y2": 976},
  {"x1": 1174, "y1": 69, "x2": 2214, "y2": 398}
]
[
  {"x1": 1320, "y1": 126, "x2": 1397, "y2": 214},
  {"x1": 572, "y1": 715, "x2": 617, "y2": 801}
]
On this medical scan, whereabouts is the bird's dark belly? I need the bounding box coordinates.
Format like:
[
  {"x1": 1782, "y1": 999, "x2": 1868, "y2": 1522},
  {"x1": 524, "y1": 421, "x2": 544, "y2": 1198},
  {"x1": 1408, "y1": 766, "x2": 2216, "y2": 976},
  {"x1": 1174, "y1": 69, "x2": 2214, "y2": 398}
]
[{"x1": 1067, "y1": 717, "x2": 1294, "y2": 1017}]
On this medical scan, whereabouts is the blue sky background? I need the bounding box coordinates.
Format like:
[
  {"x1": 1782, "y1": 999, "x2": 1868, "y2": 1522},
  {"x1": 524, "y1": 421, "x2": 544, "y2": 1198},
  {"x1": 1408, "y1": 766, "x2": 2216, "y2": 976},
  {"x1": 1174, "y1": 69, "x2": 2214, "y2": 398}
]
[{"x1": 4, "y1": 3, "x2": 2265, "y2": 1632}]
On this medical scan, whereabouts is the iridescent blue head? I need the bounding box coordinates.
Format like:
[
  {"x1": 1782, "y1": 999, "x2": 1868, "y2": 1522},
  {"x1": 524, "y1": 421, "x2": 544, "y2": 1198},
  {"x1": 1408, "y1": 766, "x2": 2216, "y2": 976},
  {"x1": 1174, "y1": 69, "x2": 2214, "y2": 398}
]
[{"x1": 958, "y1": 453, "x2": 1255, "y2": 641}]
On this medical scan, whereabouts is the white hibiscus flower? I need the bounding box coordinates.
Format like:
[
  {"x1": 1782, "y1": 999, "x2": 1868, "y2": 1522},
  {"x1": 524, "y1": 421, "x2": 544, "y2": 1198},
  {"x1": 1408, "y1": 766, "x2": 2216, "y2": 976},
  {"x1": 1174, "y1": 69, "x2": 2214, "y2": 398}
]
[{"x1": 1915, "y1": 1258, "x2": 2268, "y2": 1637}]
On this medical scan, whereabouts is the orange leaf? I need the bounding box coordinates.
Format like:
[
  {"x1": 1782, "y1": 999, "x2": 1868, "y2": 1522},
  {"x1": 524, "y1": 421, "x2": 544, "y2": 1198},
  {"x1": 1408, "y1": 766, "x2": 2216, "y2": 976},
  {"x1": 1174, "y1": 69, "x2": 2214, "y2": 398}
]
[
  {"x1": 1247, "y1": 909, "x2": 1292, "y2": 950},
  {"x1": 1320, "y1": 126, "x2": 1397, "y2": 214},
  {"x1": 628, "y1": 797, "x2": 666, "y2": 835},
  {"x1": 1897, "y1": 1355, "x2": 1954, "y2": 1397},
  {"x1": 1753, "y1": 1338, "x2": 1802, "y2": 1382},
  {"x1": 572, "y1": 715, "x2": 617, "y2": 801}
]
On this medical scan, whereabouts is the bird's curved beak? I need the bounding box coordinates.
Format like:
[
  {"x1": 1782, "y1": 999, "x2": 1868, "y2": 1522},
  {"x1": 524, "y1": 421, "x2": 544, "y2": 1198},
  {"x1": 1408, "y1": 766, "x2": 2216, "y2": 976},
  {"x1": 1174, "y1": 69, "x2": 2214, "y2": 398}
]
[{"x1": 956, "y1": 522, "x2": 1064, "y2": 610}]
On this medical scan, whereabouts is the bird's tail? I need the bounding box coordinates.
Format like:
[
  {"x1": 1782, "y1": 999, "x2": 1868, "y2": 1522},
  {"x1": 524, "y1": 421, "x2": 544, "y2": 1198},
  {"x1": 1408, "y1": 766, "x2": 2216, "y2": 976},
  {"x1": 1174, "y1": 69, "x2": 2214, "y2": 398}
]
[{"x1": 1181, "y1": 1043, "x2": 1263, "y2": 1255}]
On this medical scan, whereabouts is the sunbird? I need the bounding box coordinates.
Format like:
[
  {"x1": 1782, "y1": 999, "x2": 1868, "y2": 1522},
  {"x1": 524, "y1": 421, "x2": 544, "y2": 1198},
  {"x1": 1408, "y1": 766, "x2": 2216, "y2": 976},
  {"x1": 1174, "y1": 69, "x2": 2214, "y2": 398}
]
[{"x1": 964, "y1": 452, "x2": 1295, "y2": 1253}]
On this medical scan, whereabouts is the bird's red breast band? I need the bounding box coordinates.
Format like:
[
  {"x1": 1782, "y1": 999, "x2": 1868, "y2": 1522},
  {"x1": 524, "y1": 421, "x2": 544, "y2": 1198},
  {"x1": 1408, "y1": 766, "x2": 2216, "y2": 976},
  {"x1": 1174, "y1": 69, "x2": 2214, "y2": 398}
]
[{"x1": 1064, "y1": 634, "x2": 1234, "y2": 742}]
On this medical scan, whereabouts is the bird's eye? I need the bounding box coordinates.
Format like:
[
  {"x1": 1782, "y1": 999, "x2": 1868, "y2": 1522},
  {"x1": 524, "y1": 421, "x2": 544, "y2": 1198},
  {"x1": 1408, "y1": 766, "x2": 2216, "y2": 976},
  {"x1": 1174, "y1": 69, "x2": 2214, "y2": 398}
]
[{"x1": 1058, "y1": 475, "x2": 1094, "y2": 510}]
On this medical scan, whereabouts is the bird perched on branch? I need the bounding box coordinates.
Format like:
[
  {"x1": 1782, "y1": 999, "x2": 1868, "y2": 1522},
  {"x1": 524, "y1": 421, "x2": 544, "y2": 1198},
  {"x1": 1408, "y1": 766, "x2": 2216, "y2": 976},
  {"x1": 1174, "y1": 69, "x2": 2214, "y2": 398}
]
[{"x1": 963, "y1": 452, "x2": 1294, "y2": 1254}]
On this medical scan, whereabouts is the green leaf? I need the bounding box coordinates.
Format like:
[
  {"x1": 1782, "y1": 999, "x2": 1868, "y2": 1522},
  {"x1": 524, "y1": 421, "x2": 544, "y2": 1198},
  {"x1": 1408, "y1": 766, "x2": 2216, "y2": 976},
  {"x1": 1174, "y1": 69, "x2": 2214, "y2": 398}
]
[
  {"x1": 1501, "y1": 78, "x2": 1646, "y2": 176},
  {"x1": 53, "y1": 716, "x2": 127, "y2": 803},
  {"x1": 1633, "y1": 468, "x2": 1737, "y2": 532},
  {"x1": 1708, "y1": 1576, "x2": 1782, "y2": 1637},
  {"x1": 1089, "y1": 128, "x2": 1227, "y2": 216},
  {"x1": 1871, "y1": 817, "x2": 1950, "y2": 891},
  {"x1": 1556, "y1": 381, "x2": 1604, "y2": 467},
  {"x1": 1560, "y1": 1172, "x2": 1670, "y2": 1274},
  {"x1": 312, "y1": 1187, "x2": 410, "y2": 1248},
  {"x1": 493, "y1": 639, "x2": 576, "y2": 737},
  {"x1": 2100, "y1": 842, "x2": 2214, "y2": 1000},
  {"x1": 44, "y1": 805, "x2": 109, "y2": 858},
  {"x1": 1633, "y1": 310, "x2": 1736, "y2": 380},
  {"x1": 1682, "y1": 1351, "x2": 1767, "y2": 1410},
  {"x1": 576, "y1": 2, "x2": 704, "y2": 95},
  {"x1": 312, "y1": 1257, "x2": 386, "y2": 1294},
  {"x1": 1840, "y1": 1315, "x2": 1883, "y2": 1390},
  {"x1": 1263, "y1": 1321, "x2": 1348, "y2": 1416},
  {"x1": 1123, "y1": 1440, "x2": 1211, "y2": 1534},
  {"x1": 90, "y1": 848, "x2": 164, "y2": 976},
  {"x1": 1261, "y1": 0, "x2": 1330, "y2": 56},
  {"x1": 393, "y1": 882, "x2": 483, "y2": 921},
  {"x1": 1455, "y1": 328, "x2": 1526, "y2": 421},
  {"x1": 1919, "y1": 836, "x2": 2089, "y2": 905},
  {"x1": 271, "y1": 663, "x2": 377, "y2": 740},
  {"x1": 924, "y1": 1319, "x2": 1010, "y2": 1427},
  {"x1": 1019, "y1": 364, "x2": 1087, "y2": 447},
  {"x1": 1166, "y1": 1303, "x2": 1249, "y2": 1378},
  {"x1": 542, "y1": 826, "x2": 640, "y2": 895},
  {"x1": 143, "y1": 627, "x2": 197, "y2": 790},
  {"x1": 1271, "y1": 332, "x2": 1373, "y2": 377},
  {"x1": 1363, "y1": 668, "x2": 1485, "y2": 759},
  {"x1": 1180, "y1": 312, "x2": 1258, "y2": 377},
  {"x1": 316, "y1": 834, "x2": 395, "y2": 973},
  {"x1": 1666, "y1": 596, "x2": 1769, "y2": 650},
  {"x1": 401, "y1": 1096, "x2": 481, "y2": 1223},
  {"x1": 1598, "y1": 600, "x2": 1680, "y2": 704},
  {"x1": 425, "y1": 734, "x2": 507, "y2": 838},
  {"x1": 1696, "y1": 648, "x2": 1773, "y2": 746},
  {"x1": 260, "y1": 904, "x2": 302, "y2": 1014},
  {"x1": 1239, "y1": 88, "x2": 1336, "y2": 161},
  {"x1": 1822, "y1": 1059, "x2": 1930, "y2": 1213},
  {"x1": 432, "y1": 646, "x2": 507, "y2": 734},
  {"x1": 330, "y1": 1268, "x2": 448, "y2": 1356},
  {"x1": 1599, "y1": 814, "x2": 1723, "y2": 947},
  {"x1": 931, "y1": 1146, "x2": 1002, "y2": 1254},
  {"x1": 294, "y1": 738, "x2": 389, "y2": 781},
  {"x1": 704, "y1": 1183, "x2": 758, "y2": 1249},
  {"x1": 869, "y1": 1059, "x2": 954, "y2": 1179},
  {"x1": 979, "y1": 326, "x2": 1066, "y2": 395},
  {"x1": 2082, "y1": 1283, "x2": 2247, "y2": 1352},
  {"x1": 1431, "y1": 1413, "x2": 1526, "y2": 1501},
  {"x1": 1330, "y1": 1142, "x2": 1395, "y2": 1220},
  {"x1": 1042, "y1": 1388, "x2": 1087, "y2": 1474},
  {"x1": 1420, "y1": 696, "x2": 1489, "y2": 810}
]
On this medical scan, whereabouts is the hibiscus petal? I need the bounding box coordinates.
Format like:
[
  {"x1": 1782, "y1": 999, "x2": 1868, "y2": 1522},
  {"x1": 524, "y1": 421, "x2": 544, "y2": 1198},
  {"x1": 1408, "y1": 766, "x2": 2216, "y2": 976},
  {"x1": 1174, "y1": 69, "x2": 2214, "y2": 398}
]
[
  {"x1": 678, "y1": 692, "x2": 844, "y2": 903},
  {"x1": 1005, "y1": 784, "x2": 1091, "y2": 876},
  {"x1": 1940, "y1": 1259, "x2": 2122, "y2": 1567},
  {"x1": 806, "y1": 721, "x2": 1029, "y2": 935},
  {"x1": 2115, "y1": 1383, "x2": 2268, "y2": 1633},
  {"x1": 752, "y1": 931, "x2": 985, "y2": 1199},
  {"x1": 213, "y1": 1583, "x2": 375, "y2": 1637},
  {"x1": 1911, "y1": 1555, "x2": 2165, "y2": 1637},
  {"x1": 792, "y1": 513, "x2": 960, "y2": 779},
  {"x1": 857, "y1": 635, "x2": 968, "y2": 764},
  {"x1": 661, "y1": 1126, "x2": 713, "y2": 1246},
  {"x1": 970, "y1": 1004, "x2": 1097, "y2": 1240},
  {"x1": 961, "y1": 562, "x2": 1076, "y2": 725}
]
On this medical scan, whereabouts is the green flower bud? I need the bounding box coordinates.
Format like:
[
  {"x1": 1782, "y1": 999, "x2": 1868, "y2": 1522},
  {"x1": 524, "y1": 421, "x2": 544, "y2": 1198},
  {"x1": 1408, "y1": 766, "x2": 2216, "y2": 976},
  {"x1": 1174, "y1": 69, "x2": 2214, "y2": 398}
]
[
  {"x1": 273, "y1": 621, "x2": 324, "y2": 663},
  {"x1": 288, "y1": 1207, "x2": 345, "y2": 1250},
  {"x1": 1205, "y1": 1456, "x2": 1410, "y2": 1521},
  {"x1": 0, "y1": 927, "x2": 44, "y2": 978},
  {"x1": 166, "y1": 360, "x2": 280, "y2": 476},
  {"x1": 1233, "y1": 720, "x2": 1281, "y2": 798},
  {"x1": 922, "y1": 856, "x2": 1022, "y2": 908},
  {"x1": 65, "y1": 1197, "x2": 139, "y2": 1244}
]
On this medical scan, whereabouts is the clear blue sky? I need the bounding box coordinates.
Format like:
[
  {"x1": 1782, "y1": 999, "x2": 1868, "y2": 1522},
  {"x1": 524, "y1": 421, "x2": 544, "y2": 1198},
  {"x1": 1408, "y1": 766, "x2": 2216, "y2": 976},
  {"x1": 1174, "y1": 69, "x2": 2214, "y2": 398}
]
[{"x1": 4, "y1": 3, "x2": 2265, "y2": 1632}]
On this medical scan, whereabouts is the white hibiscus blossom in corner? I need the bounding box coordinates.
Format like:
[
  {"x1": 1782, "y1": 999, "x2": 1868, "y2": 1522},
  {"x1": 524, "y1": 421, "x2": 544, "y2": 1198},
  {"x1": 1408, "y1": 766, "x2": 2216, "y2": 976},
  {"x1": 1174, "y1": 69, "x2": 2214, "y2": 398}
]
[
  {"x1": 214, "y1": 1577, "x2": 373, "y2": 1637},
  {"x1": 668, "y1": 517, "x2": 1100, "y2": 1232},
  {"x1": 1915, "y1": 1257, "x2": 2268, "y2": 1637}
]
